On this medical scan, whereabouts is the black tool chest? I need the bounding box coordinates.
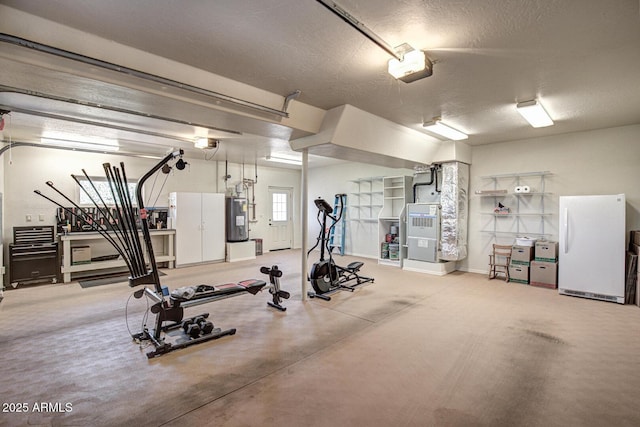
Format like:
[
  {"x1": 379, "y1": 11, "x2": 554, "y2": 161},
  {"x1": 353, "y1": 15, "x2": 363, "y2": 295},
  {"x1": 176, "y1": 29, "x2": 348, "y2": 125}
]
[{"x1": 9, "y1": 226, "x2": 60, "y2": 287}]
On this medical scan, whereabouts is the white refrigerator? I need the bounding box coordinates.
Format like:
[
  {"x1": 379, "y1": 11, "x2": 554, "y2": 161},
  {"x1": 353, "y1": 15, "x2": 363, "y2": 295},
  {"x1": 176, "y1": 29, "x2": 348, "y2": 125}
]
[{"x1": 558, "y1": 194, "x2": 626, "y2": 303}]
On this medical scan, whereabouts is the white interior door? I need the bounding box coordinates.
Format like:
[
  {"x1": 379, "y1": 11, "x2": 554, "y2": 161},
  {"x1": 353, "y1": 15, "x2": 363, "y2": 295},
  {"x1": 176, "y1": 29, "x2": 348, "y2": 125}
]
[{"x1": 268, "y1": 187, "x2": 292, "y2": 251}]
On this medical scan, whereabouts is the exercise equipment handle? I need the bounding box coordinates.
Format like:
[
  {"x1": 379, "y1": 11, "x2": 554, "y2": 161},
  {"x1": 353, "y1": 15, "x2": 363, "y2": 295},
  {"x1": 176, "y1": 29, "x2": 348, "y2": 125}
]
[
  {"x1": 314, "y1": 198, "x2": 333, "y2": 214},
  {"x1": 260, "y1": 266, "x2": 283, "y2": 278}
]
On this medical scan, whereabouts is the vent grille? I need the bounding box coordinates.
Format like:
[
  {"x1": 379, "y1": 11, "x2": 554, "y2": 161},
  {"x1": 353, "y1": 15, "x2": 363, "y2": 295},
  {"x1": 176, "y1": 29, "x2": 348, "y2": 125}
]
[
  {"x1": 411, "y1": 217, "x2": 435, "y2": 228},
  {"x1": 562, "y1": 289, "x2": 619, "y2": 302}
]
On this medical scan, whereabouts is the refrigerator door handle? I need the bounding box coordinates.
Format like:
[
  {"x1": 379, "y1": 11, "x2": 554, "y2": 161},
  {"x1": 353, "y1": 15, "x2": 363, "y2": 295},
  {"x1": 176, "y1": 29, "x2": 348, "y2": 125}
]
[{"x1": 563, "y1": 207, "x2": 569, "y2": 253}]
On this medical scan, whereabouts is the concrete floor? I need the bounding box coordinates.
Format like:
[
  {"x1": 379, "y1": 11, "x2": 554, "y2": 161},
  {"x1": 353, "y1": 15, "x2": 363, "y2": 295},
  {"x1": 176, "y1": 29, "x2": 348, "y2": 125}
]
[{"x1": 1, "y1": 249, "x2": 639, "y2": 426}]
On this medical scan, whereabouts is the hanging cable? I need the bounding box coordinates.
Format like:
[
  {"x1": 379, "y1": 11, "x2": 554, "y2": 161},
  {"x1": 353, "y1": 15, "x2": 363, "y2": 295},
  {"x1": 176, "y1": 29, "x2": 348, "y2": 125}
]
[
  {"x1": 146, "y1": 170, "x2": 160, "y2": 207},
  {"x1": 204, "y1": 140, "x2": 221, "y2": 161},
  {"x1": 150, "y1": 169, "x2": 171, "y2": 209}
]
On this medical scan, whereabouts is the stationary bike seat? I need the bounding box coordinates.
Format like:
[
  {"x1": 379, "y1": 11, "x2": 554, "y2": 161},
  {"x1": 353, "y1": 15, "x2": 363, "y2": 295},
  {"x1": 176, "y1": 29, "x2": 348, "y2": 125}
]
[{"x1": 347, "y1": 261, "x2": 363, "y2": 272}]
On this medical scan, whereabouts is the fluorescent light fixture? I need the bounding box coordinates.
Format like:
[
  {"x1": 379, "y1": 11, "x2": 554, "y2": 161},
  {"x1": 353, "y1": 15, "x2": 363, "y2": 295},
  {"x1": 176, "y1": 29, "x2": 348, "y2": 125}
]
[
  {"x1": 194, "y1": 137, "x2": 209, "y2": 149},
  {"x1": 40, "y1": 137, "x2": 120, "y2": 152},
  {"x1": 422, "y1": 119, "x2": 468, "y2": 140},
  {"x1": 195, "y1": 137, "x2": 219, "y2": 149},
  {"x1": 516, "y1": 99, "x2": 554, "y2": 128},
  {"x1": 388, "y1": 47, "x2": 433, "y2": 83},
  {"x1": 265, "y1": 154, "x2": 302, "y2": 166}
]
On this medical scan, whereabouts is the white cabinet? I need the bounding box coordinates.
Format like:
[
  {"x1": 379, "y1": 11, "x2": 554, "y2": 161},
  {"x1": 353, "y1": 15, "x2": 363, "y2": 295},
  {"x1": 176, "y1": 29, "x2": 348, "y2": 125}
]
[
  {"x1": 202, "y1": 194, "x2": 224, "y2": 261},
  {"x1": 378, "y1": 176, "x2": 413, "y2": 267},
  {"x1": 170, "y1": 192, "x2": 225, "y2": 266}
]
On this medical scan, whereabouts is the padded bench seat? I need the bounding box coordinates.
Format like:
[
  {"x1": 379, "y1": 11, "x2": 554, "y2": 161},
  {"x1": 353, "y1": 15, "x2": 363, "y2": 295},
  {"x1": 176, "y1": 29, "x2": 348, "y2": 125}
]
[
  {"x1": 171, "y1": 279, "x2": 267, "y2": 307},
  {"x1": 346, "y1": 261, "x2": 363, "y2": 271}
]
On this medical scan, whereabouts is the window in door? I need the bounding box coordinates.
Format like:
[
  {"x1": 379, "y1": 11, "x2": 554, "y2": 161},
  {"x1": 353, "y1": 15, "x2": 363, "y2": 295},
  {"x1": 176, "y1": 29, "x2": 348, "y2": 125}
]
[{"x1": 272, "y1": 192, "x2": 288, "y2": 221}]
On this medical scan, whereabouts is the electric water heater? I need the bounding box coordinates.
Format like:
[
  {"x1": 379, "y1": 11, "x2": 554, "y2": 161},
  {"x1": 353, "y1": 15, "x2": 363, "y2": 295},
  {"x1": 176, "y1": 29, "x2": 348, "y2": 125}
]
[{"x1": 226, "y1": 197, "x2": 248, "y2": 242}]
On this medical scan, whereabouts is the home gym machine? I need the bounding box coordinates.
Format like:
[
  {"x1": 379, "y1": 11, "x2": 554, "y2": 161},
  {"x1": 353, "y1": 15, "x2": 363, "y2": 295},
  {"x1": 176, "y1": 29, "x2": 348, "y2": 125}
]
[
  {"x1": 307, "y1": 194, "x2": 374, "y2": 301},
  {"x1": 35, "y1": 149, "x2": 289, "y2": 358}
]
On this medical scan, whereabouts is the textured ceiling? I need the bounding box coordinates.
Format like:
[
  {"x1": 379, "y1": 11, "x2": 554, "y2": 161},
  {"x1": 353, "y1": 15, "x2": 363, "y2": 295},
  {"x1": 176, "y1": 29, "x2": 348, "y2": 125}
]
[{"x1": 1, "y1": 0, "x2": 639, "y2": 165}]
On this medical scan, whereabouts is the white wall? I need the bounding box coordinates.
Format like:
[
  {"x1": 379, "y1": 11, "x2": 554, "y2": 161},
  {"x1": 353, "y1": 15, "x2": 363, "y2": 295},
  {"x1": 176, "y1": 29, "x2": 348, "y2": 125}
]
[
  {"x1": 307, "y1": 162, "x2": 413, "y2": 259},
  {"x1": 5, "y1": 124, "x2": 639, "y2": 280},
  {"x1": 462, "y1": 124, "x2": 640, "y2": 274},
  {"x1": 2, "y1": 147, "x2": 301, "y2": 279},
  {"x1": 219, "y1": 160, "x2": 302, "y2": 251}
]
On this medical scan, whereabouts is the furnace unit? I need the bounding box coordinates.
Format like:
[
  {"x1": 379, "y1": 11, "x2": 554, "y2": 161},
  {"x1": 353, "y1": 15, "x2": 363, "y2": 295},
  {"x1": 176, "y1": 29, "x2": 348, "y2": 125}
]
[{"x1": 406, "y1": 203, "x2": 440, "y2": 262}]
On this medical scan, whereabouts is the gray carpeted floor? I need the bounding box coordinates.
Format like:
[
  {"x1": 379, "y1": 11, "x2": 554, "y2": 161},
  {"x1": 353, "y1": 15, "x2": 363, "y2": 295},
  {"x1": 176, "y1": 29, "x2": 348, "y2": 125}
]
[{"x1": 1, "y1": 249, "x2": 639, "y2": 426}]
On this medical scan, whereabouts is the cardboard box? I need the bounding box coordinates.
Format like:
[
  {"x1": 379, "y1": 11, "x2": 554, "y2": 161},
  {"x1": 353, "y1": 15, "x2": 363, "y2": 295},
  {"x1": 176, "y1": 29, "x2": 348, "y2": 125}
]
[
  {"x1": 631, "y1": 230, "x2": 640, "y2": 246},
  {"x1": 72, "y1": 246, "x2": 91, "y2": 265},
  {"x1": 535, "y1": 241, "x2": 558, "y2": 262},
  {"x1": 509, "y1": 265, "x2": 529, "y2": 284},
  {"x1": 511, "y1": 245, "x2": 534, "y2": 266},
  {"x1": 530, "y1": 261, "x2": 558, "y2": 289}
]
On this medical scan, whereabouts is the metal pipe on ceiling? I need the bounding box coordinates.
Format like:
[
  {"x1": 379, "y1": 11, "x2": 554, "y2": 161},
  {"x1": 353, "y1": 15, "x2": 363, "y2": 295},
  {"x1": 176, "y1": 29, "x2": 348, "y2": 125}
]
[
  {"x1": 315, "y1": 0, "x2": 402, "y2": 60},
  {"x1": 0, "y1": 33, "x2": 291, "y2": 118}
]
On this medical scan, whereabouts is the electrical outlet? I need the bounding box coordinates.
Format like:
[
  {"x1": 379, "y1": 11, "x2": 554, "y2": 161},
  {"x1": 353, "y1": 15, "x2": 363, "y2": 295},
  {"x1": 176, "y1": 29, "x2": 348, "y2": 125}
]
[{"x1": 26, "y1": 214, "x2": 32, "y2": 222}]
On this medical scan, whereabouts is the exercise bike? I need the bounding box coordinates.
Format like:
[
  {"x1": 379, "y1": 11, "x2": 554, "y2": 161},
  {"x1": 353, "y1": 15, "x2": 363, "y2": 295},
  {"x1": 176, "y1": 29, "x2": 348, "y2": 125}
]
[{"x1": 307, "y1": 194, "x2": 374, "y2": 301}]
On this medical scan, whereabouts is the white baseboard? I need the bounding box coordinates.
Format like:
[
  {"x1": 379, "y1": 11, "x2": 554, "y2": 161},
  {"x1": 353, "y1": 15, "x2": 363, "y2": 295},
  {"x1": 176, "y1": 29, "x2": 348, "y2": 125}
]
[
  {"x1": 457, "y1": 267, "x2": 489, "y2": 275},
  {"x1": 402, "y1": 259, "x2": 457, "y2": 276}
]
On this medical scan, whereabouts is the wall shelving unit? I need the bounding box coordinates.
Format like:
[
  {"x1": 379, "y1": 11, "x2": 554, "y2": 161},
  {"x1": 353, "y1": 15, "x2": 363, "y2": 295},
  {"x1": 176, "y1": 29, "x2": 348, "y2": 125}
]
[
  {"x1": 477, "y1": 171, "x2": 553, "y2": 241},
  {"x1": 378, "y1": 176, "x2": 413, "y2": 267},
  {"x1": 348, "y1": 177, "x2": 384, "y2": 222}
]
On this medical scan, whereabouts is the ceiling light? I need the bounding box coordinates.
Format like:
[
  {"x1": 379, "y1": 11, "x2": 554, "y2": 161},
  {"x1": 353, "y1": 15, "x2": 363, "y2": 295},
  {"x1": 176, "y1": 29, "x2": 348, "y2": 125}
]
[
  {"x1": 422, "y1": 119, "x2": 468, "y2": 140},
  {"x1": 265, "y1": 155, "x2": 302, "y2": 166},
  {"x1": 195, "y1": 137, "x2": 219, "y2": 149},
  {"x1": 40, "y1": 137, "x2": 120, "y2": 152},
  {"x1": 388, "y1": 47, "x2": 433, "y2": 83},
  {"x1": 516, "y1": 99, "x2": 554, "y2": 128}
]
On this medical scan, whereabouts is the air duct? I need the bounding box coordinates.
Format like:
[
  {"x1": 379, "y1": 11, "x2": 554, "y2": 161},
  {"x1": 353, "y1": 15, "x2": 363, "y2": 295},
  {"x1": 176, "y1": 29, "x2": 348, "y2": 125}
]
[{"x1": 439, "y1": 162, "x2": 469, "y2": 261}]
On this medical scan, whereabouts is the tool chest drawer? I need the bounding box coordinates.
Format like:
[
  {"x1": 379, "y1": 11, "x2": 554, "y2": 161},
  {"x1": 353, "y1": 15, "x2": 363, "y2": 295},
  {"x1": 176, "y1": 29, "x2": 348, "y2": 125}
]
[{"x1": 9, "y1": 226, "x2": 60, "y2": 287}]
